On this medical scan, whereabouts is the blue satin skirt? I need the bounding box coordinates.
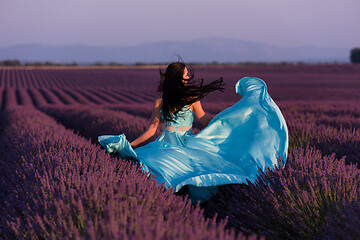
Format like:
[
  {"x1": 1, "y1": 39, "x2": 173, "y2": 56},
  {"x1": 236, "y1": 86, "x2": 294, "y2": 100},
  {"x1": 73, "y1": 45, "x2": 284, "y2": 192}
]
[{"x1": 98, "y1": 77, "x2": 289, "y2": 202}]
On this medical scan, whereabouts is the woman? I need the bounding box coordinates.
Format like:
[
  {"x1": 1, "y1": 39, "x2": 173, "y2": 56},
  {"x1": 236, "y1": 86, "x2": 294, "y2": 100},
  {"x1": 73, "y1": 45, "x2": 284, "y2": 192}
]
[
  {"x1": 130, "y1": 62, "x2": 223, "y2": 148},
  {"x1": 98, "y1": 62, "x2": 288, "y2": 203}
]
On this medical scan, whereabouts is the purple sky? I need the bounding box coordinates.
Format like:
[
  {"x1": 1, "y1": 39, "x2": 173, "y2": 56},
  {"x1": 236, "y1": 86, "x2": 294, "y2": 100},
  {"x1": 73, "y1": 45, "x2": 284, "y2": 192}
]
[{"x1": 0, "y1": 0, "x2": 359, "y2": 48}]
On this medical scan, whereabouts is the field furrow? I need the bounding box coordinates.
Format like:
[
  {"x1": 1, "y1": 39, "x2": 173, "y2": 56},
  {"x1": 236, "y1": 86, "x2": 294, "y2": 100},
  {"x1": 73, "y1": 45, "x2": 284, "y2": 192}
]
[
  {"x1": 32, "y1": 71, "x2": 46, "y2": 88},
  {"x1": 18, "y1": 70, "x2": 26, "y2": 88},
  {"x1": 121, "y1": 90, "x2": 153, "y2": 103},
  {"x1": 22, "y1": 70, "x2": 32, "y2": 88},
  {"x1": 42, "y1": 71, "x2": 60, "y2": 89},
  {"x1": 49, "y1": 88, "x2": 78, "y2": 105},
  {"x1": 27, "y1": 88, "x2": 49, "y2": 107},
  {"x1": 38, "y1": 88, "x2": 64, "y2": 104},
  {"x1": 86, "y1": 88, "x2": 123, "y2": 104},
  {"x1": 13, "y1": 70, "x2": 21, "y2": 88},
  {"x1": 61, "y1": 88, "x2": 93, "y2": 104},
  {"x1": 27, "y1": 70, "x2": 41, "y2": 88},
  {"x1": 16, "y1": 88, "x2": 34, "y2": 107},
  {"x1": 6, "y1": 70, "x2": 14, "y2": 88},
  {"x1": 74, "y1": 88, "x2": 108, "y2": 104},
  {"x1": 114, "y1": 89, "x2": 149, "y2": 103},
  {"x1": 70, "y1": 74, "x2": 86, "y2": 88},
  {"x1": 47, "y1": 71, "x2": 71, "y2": 88},
  {"x1": 40, "y1": 105, "x2": 155, "y2": 144},
  {"x1": 37, "y1": 70, "x2": 52, "y2": 88},
  {"x1": 107, "y1": 104, "x2": 154, "y2": 119},
  {"x1": 61, "y1": 71, "x2": 82, "y2": 88},
  {"x1": 99, "y1": 89, "x2": 134, "y2": 104},
  {"x1": 122, "y1": 89, "x2": 156, "y2": 102}
]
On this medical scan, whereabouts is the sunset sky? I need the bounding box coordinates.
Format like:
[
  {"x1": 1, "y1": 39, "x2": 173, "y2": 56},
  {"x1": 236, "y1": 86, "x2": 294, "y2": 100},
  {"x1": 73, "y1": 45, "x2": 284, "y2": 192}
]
[{"x1": 0, "y1": 0, "x2": 359, "y2": 49}]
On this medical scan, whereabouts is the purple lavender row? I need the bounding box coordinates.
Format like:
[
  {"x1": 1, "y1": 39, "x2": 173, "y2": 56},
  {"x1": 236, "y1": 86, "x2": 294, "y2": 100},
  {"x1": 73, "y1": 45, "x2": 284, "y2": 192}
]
[
  {"x1": 277, "y1": 102, "x2": 360, "y2": 165},
  {"x1": 202, "y1": 147, "x2": 360, "y2": 239},
  {"x1": 288, "y1": 122, "x2": 360, "y2": 166},
  {"x1": 1, "y1": 64, "x2": 360, "y2": 89},
  {"x1": 279, "y1": 101, "x2": 360, "y2": 124},
  {"x1": 281, "y1": 102, "x2": 360, "y2": 130},
  {"x1": 0, "y1": 83, "x2": 156, "y2": 109},
  {"x1": 0, "y1": 69, "x2": 83, "y2": 89},
  {"x1": 1, "y1": 88, "x2": 17, "y2": 110},
  {"x1": 2, "y1": 64, "x2": 360, "y2": 103},
  {"x1": 315, "y1": 114, "x2": 360, "y2": 130},
  {"x1": 0, "y1": 107, "x2": 246, "y2": 239},
  {"x1": 41, "y1": 105, "x2": 163, "y2": 145},
  {"x1": 0, "y1": 88, "x2": 63, "y2": 109}
]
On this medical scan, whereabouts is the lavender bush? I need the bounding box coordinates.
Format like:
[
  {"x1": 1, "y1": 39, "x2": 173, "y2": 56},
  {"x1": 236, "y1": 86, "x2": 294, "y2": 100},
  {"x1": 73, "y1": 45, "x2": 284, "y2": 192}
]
[
  {"x1": 41, "y1": 106, "x2": 157, "y2": 144},
  {"x1": 279, "y1": 102, "x2": 360, "y2": 165},
  {"x1": 3, "y1": 88, "x2": 17, "y2": 110},
  {"x1": 203, "y1": 147, "x2": 360, "y2": 239},
  {"x1": 315, "y1": 200, "x2": 360, "y2": 239},
  {"x1": 288, "y1": 122, "x2": 360, "y2": 165},
  {"x1": 0, "y1": 108, "x2": 247, "y2": 239}
]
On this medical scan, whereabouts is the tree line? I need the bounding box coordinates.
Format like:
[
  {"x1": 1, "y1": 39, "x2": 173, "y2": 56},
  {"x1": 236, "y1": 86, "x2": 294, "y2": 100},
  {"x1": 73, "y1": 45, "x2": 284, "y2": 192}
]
[{"x1": 1, "y1": 48, "x2": 360, "y2": 66}]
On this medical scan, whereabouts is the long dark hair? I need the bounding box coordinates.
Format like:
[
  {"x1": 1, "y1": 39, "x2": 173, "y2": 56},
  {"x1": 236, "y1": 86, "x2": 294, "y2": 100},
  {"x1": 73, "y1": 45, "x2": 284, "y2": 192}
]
[{"x1": 158, "y1": 62, "x2": 224, "y2": 122}]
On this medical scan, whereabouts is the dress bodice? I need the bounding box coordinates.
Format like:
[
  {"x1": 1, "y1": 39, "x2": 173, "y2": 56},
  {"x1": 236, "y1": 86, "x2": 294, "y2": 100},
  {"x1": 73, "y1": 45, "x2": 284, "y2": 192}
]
[{"x1": 162, "y1": 105, "x2": 194, "y2": 127}]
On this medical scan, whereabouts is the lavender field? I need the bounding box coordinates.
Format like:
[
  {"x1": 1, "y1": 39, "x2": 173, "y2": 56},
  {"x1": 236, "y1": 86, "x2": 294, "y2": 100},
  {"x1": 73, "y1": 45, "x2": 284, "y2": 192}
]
[{"x1": 1, "y1": 64, "x2": 360, "y2": 239}]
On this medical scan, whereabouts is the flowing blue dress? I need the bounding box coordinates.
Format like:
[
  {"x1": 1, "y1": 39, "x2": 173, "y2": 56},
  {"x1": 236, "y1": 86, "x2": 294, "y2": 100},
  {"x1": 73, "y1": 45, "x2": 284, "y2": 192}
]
[{"x1": 98, "y1": 77, "x2": 288, "y2": 202}]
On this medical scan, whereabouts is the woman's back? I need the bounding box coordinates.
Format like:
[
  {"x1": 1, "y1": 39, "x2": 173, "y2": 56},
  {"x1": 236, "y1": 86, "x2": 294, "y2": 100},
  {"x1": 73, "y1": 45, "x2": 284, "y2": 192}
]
[{"x1": 162, "y1": 105, "x2": 194, "y2": 129}]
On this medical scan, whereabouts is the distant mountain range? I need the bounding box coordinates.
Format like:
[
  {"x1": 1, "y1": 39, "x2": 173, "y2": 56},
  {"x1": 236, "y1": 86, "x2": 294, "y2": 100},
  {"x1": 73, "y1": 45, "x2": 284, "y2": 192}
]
[{"x1": 0, "y1": 38, "x2": 350, "y2": 64}]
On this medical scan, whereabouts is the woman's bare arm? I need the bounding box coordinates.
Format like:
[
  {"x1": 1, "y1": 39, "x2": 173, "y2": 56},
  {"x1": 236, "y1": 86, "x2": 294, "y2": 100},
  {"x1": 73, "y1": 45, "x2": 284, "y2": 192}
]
[
  {"x1": 192, "y1": 101, "x2": 211, "y2": 128},
  {"x1": 130, "y1": 98, "x2": 162, "y2": 148}
]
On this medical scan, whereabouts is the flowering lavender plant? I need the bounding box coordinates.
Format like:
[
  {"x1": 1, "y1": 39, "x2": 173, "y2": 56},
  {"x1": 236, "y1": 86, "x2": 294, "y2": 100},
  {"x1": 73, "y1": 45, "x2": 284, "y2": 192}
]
[{"x1": 0, "y1": 108, "x2": 246, "y2": 239}]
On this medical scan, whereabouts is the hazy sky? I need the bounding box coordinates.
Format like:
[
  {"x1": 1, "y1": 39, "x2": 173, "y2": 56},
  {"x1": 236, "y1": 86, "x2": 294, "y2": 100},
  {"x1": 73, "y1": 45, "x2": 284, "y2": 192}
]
[{"x1": 0, "y1": 0, "x2": 359, "y2": 48}]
